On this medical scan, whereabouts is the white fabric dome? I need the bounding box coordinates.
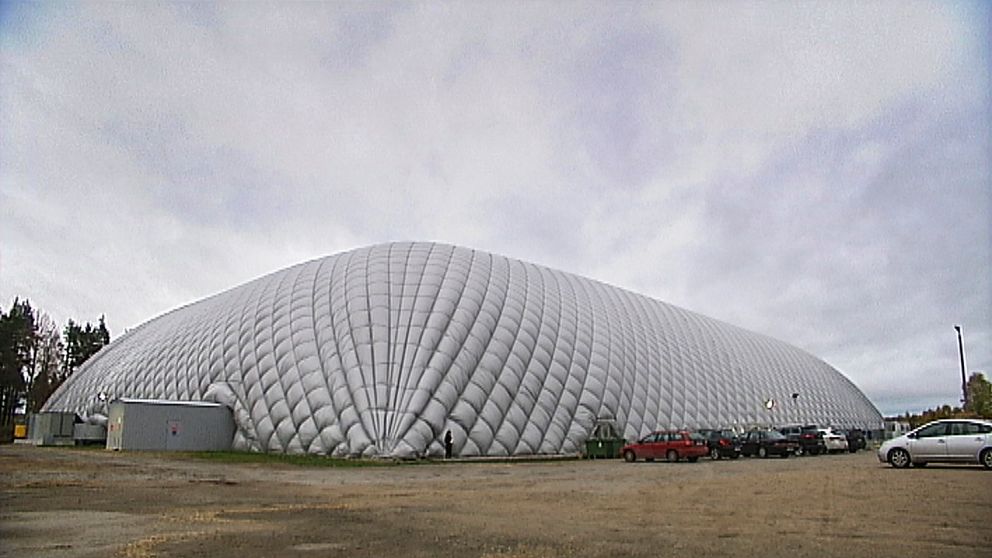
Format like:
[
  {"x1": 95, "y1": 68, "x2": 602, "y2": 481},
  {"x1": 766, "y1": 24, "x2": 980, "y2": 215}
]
[{"x1": 44, "y1": 241, "x2": 882, "y2": 457}]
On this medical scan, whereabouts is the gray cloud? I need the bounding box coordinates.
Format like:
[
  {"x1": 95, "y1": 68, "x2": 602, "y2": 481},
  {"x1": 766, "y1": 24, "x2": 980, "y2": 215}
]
[{"x1": 1, "y1": 1, "x2": 988, "y2": 417}]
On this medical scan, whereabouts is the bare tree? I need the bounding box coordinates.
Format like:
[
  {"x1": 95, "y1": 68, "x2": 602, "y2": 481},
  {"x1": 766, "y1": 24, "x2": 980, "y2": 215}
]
[{"x1": 25, "y1": 313, "x2": 63, "y2": 413}]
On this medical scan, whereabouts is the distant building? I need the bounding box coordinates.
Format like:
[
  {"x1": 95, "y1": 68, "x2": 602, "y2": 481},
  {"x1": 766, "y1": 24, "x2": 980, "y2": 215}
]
[
  {"x1": 884, "y1": 419, "x2": 912, "y2": 439},
  {"x1": 43, "y1": 242, "x2": 883, "y2": 457}
]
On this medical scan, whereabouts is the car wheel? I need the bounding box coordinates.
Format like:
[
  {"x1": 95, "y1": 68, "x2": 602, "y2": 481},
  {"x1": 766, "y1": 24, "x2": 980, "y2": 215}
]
[
  {"x1": 795, "y1": 447, "x2": 804, "y2": 457},
  {"x1": 888, "y1": 448, "x2": 911, "y2": 469},
  {"x1": 710, "y1": 448, "x2": 721, "y2": 460},
  {"x1": 758, "y1": 447, "x2": 768, "y2": 459},
  {"x1": 623, "y1": 450, "x2": 636, "y2": 463},
  {"x1": 666, "y1": 449, "x2": 679, "y2": 463},
  {"x1": 980, "y1": 449, "x2": 992, "y2": 470}
]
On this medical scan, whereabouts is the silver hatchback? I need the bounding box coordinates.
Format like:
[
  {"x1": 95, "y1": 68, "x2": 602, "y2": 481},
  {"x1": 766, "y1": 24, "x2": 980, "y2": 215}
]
[{"x1": 878, "y1": 419, "x2": 992, "y2": 469}]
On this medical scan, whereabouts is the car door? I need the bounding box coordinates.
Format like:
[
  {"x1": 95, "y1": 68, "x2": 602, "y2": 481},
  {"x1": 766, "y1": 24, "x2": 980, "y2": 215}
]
[
  {"x1": 644, "y1": 433, "x2": 664, "y2": 459},
  {"x1": 909, "y1": 422, "x2": 949, "y2": 460},
  {"x1": 944, "y1": 421, "x2": 987, "y2": 461},
  {"x1": 658, "y1": 432, "x2": 677, "y2": 459},
  {"x1": 742, "y1": 431, "x2": 758, "y2": 455},
  {"x1": 634, "y1": 433, "x2": 653, "y2": 459}
]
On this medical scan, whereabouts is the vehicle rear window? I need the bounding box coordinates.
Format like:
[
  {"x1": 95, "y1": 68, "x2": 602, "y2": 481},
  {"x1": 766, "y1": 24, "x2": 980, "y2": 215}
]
[
  {"x1": 689, "y1": 433, "x2": 705, "y2": 442},
  {"x1": 957, "y1": 422, "x2": 991, "y2": 435}
]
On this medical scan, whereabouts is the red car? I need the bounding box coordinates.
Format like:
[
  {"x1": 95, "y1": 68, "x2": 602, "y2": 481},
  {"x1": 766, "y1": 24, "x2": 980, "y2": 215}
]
[{"x1": 621, "y1": 430, "x2": 709, "y2": 462}]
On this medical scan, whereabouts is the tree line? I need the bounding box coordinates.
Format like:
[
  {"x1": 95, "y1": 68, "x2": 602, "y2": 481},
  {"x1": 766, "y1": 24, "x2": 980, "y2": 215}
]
[
  {"x1": 893, "y1": 372, "x2": 992, "y2": 428},
  {"x1": 0, "y1": 298, "x2": 110, "y2": 427}
]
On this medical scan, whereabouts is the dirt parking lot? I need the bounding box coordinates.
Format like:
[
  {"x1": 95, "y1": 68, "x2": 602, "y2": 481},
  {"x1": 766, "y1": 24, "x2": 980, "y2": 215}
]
[{"x1": 1, "y1": 445, "x2": 989, "y2": 558}]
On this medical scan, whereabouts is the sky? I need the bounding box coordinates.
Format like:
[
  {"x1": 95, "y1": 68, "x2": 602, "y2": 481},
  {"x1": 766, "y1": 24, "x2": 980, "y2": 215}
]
[{"x1": 1, "y1": 1, "x2": 989, "y2": 417}]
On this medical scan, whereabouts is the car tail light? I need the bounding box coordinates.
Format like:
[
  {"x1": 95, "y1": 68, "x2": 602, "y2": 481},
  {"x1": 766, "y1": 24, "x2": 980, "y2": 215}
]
[{"x1": 719, "y1": 439, "x2": 730, "y2": 447}]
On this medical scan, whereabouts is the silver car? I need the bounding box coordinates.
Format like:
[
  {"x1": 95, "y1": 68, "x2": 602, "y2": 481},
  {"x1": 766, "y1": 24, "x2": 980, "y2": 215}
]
[{"x1": 878, "y1": 419, "x2": 992, "y2": 469}]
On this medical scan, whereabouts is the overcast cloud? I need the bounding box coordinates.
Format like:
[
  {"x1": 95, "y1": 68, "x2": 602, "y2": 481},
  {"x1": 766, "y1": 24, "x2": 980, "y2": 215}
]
[{"x1": 1, "y1": 1, "x2": 988, "y2": 416}]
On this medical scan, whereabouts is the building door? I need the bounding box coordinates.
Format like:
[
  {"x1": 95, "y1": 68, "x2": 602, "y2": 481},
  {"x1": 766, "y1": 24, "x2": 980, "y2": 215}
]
[{"x1": 165, "y1": 419, "x2": 183, "y2": 450}]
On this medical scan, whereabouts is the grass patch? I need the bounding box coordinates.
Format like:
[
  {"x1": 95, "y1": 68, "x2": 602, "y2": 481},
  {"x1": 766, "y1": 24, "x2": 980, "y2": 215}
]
[
  {"x1": 45, "y1": 443, "x2": 106, "y2": 451},
  {"x1": 174, "y1": 451, "x2": 581, "y2": 467},
  {"x1": 177, "y1": 450, "x2": 420, "y2": 468}
]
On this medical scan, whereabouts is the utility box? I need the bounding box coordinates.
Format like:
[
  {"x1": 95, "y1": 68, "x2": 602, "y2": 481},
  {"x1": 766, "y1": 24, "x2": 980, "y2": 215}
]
[
  {"x1": 106, "y1": 399, "x2": 234, "y2": 452},
  {"x1": 27, "y1": 412, "x2": 78, "y2": 446},
  {"x1": 73, "y1": 423, "x2": 107, "y2": 445}
]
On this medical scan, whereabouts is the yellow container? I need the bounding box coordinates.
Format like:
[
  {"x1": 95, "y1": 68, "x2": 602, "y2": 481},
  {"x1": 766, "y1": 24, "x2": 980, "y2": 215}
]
[{"x1": 13, "y1": 424, "x2": 27, "y2": 439}]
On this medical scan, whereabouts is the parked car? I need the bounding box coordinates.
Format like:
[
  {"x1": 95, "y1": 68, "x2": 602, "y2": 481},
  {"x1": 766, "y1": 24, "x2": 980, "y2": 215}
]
[
  {"x1": 740, "y1": 429, "x2": 799, "y2": 458},
  {"x1": 697, "y1": 428, "x2": 742, "y2": 460},
  {"x1": 878, "y1": 419, "x2": 992, "y2": 469},
  {"x1": 621, "y1": 430, "x2": 709, "y2": 463},
  {"x1": 818, "y1": 427, "x2": 849, "y2": 453},
  {"x1": 842, "y1": 428, "x2": 866, "y2": 452},
  {"x1": 777, "y1": 424, "x2": 826, "y2": 456}
]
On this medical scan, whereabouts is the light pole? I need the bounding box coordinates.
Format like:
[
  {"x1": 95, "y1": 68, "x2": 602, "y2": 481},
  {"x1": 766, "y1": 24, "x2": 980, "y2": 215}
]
[{"x1": 954, "y1": 325, "x2": 968, "y2": 408}]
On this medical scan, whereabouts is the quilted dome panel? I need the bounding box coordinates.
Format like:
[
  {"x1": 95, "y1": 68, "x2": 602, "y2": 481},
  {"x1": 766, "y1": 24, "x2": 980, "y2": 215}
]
[{"x1": 43, "y1": 242, "x2": 882, "y2": 457}]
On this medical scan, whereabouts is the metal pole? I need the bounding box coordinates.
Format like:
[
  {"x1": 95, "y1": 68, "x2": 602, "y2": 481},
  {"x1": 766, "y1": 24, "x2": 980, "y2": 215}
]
[{"x1": 954, "y1": 325, "x2": 968, "y2": 408}]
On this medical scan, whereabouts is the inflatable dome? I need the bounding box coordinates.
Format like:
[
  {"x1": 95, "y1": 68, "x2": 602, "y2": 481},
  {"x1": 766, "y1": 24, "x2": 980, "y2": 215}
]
[{"x1": 43, "y1": 241, "x2": 882, "y2": 457}]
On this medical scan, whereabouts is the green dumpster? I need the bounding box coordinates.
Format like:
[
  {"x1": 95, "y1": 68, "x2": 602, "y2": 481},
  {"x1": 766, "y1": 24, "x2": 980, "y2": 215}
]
[
  {"x1": 584, "y1": 418, "x2": 625, "y2": 459},
  {"x1": 585, "y1": 437, "x2": 624, "y2": 459}
]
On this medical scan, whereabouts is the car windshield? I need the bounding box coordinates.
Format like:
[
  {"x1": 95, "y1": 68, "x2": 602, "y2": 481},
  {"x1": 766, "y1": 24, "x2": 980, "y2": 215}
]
[
  {"x1": 765, "y1": 431, "x2": 786, "y2": 441},
  {"x1": 719, "y1": 430, "x2": 737, "y2": 438}
]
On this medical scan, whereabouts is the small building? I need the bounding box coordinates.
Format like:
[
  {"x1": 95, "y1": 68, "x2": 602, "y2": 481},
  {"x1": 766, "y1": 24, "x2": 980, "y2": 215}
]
[
  {"x1": 27, "y1": 412, "x2": 78, "y2": 446},
  {"x1": 106, "y1": 399, "x2": 234, "y2": 451}
]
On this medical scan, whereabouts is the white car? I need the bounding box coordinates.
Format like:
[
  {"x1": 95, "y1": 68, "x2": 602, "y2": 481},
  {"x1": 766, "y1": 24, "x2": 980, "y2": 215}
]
[
  {"x1": 878, "y1": 419, "x2": 992, "y2": 469},
  {"x1": 818, "y1": 427, "x2": 849, "y2": 453}
]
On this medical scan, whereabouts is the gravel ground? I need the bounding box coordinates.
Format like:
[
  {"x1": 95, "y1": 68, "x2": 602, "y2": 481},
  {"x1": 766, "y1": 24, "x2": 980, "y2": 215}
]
[{"x1": 1, "y1": 445, "x2": 990, "y2": 558}]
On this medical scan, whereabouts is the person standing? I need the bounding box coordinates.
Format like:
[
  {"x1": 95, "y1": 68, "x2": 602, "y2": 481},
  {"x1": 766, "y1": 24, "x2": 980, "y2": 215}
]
[{"x1": 444, "y1": 430, "x2": 453, "y2": 459}]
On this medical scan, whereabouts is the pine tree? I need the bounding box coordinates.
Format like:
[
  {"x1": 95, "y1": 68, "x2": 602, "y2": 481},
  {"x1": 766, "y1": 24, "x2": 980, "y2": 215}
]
[
  {"x1": 965, "y1": 373, "x2": 992, "y2": 418},
  {"x1": 0, "y1": 299, "x2": 36, "y2": 427}
]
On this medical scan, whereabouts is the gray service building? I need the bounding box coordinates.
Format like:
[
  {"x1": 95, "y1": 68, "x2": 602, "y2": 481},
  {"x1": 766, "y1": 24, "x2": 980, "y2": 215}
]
[{"x1": 106, "y1": 399, "x2": 234, "y2": 451}]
